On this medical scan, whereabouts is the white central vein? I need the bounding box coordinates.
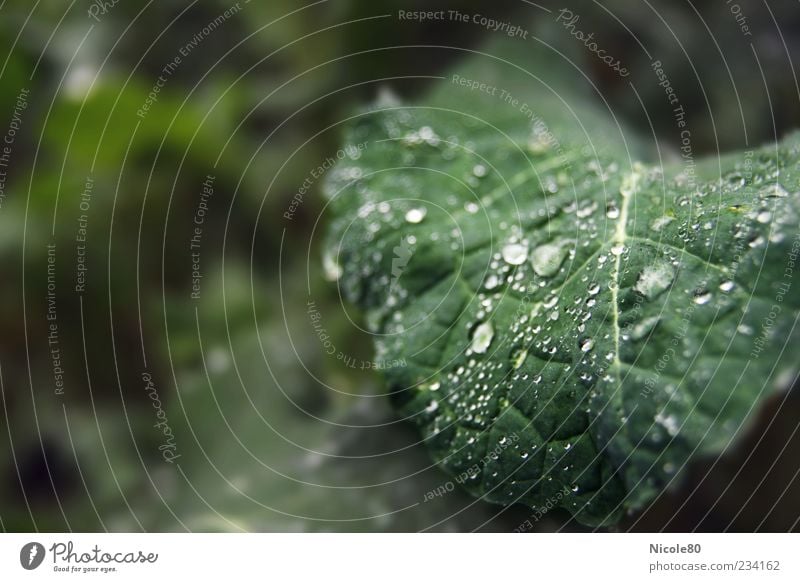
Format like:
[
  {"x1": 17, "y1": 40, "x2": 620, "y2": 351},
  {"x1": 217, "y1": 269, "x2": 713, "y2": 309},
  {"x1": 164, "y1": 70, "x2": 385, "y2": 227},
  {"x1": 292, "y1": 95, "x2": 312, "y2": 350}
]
[{"x1": 611, "y1": 163, "x2": 644, "y2": 371}]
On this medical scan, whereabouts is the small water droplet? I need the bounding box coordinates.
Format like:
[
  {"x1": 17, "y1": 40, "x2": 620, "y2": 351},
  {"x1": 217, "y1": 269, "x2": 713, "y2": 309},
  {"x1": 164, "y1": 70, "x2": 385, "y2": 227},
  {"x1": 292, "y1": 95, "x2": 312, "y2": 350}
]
[
  {"x1": 719, "y1": 280, "x2": 735, "y2": 292},
  {"x1": 634, "y1": 262, "x2": 675, "y2": 300},
  {"x1": 693, "y1": 289, "x2": 712, "y2": 305},
  {"x1": 650, "y1": 215, "x2": 674, "y2": 232},
  {"x1": 655, "y1": 412, "x2": 680, "y2": 437},
  {"x1": 323, "y1": 251, "x2": 342, "y2": 281},
  {"x1": 726, "y1": 172, "x2": 746, "y2": 189},
  {"x1": 470, "y1": 321, "x2": 495, "y2": 354},
  {"x1": 630, "y1": 316, "x2": 660, "y2": 340},
  {"x1": 472, "y1": 164, "x2": 488, "y2": 178},
  {"x1": 579, "y1": 338, "x2": 594, "y2": 352},
  {"x1": 511, "y1": 348, "x2": 528, "y2": 369},
  {"x1": 419, "y1": 126, "x2": 440, "y2": 146},
  {"x1": 405, "y1": 207, "x2": 427, "y2": 223}
]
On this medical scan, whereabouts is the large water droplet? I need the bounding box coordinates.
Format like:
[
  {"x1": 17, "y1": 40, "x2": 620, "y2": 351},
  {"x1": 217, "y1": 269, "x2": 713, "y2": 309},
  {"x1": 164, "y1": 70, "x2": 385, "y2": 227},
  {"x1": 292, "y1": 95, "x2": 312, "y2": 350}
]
[
  {"x1": 531, "y1": 240, "x2": 570, "y2": 277},
  {"x1": 579, "y1": 338, "x2": 594, "y2": 352},
  {"x1": 502, "y1": 243, "x2": 529, "y2": 266},
  {"x1": 634, "y1": 262, "x2": 675, "y2": 300},
  {"x1": 760, "y1": 183, "x2": 788, "y2": 199},
  {"x1": 756, "y1": 209, "x2": 772, "y2": 224},
  {"x1": 470, "y1": 321, "x2": 495, "y2": 354}
]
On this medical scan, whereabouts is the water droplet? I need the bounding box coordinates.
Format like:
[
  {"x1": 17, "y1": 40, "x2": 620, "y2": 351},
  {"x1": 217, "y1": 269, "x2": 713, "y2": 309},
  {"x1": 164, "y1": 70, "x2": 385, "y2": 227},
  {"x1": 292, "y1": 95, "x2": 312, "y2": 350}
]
[
  {"x1": 587, "y1": 283, "x2": 601, "y2": 296},
  {"x1": 579, "y1": 338, "x2": 594, "y2": 352},
  {"x1": 484, "y1": 274, "x2": 500, "y2": 290},
  {"x1": 610, "y1": 244, "x2": 625, "y2": 256},
  {"x1": 606, "y1": 203, "x2": 620, "y2": 219},
  {"x1": 207, "y1": 348, "x2": 230, "y2": 374},
  {"x1": 634, "y1": 262, "x2": 674, "y2": 300},
  {"x1": 502, "y1": 243, "x2": 529, "y2": 266},
  {"x1": 756, "y1": 209, "x2": 772, "y2": 224},
  {"x1": 464, "y1": 201, "x2": 479, "y2": 214},
  {"x1": 650, "y1": 215, "x2": 674, "y2": 232},
  {"x1": 760, "y1": 183, "x2": 788, "y2": 199},
  {"x1": 405, "y1": 207, "x2": 427, "y2": 223},
  {"x1": 528, "y1": 133, "x2": 552, "y2": 155},
  {"x1": 531, "y1": 240, "x2": 570, "y2": 277},
  {"x1": 511, "y1": 348, "x2": 528, "y2": 369},
  {"x1": 419, "y1": 126, "x2": 439, "y2": 146},
  {"x1": 655, "y1": 412, "x2": 680, "y2": 437},
  {"x1": 726, "y1": 172, "x2": 746, "y2": 189},
  {"x1": 630, "y1": 316, "x2": 660, "y2": 340},
  {"x1": 719, "y1": 280, "x2": 734, "y2": 292},
  {"x1": 472, "y1": 164, "x2": 488, "y2": 178},
  {"x1": 323, "y1": 251, "x2": 342, "y2": 281},
  {"x1": 693, "y1": 289, "x2": 712, "y2": 305},
  {"x1": 425, "y1": 400, "x2": 439, "y2": 413},
  {"x1": 470, "y1": 321, "x2": 495, "y2": 354}
]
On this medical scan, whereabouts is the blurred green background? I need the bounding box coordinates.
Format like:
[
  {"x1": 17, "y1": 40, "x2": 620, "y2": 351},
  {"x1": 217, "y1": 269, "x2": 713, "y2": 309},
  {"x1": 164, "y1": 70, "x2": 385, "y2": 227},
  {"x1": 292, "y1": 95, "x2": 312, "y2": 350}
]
[{"x1": 1, "y1": 0, "x2": 799, "y2": 532}]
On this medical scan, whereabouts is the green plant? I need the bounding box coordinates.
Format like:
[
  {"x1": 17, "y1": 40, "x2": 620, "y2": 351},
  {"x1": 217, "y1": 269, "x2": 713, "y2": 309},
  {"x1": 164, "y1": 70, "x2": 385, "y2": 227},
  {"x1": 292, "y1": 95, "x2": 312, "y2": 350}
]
[{"x1": 324, "y1": 38, "x2": 800, "y2": 526}]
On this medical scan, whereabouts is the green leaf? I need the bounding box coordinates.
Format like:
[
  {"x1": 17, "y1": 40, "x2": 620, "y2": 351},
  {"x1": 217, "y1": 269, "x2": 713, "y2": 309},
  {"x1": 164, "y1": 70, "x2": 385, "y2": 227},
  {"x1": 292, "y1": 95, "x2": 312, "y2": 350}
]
[{"x1": 324, "y1": 45, "x2": 800, "y2": 526}]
